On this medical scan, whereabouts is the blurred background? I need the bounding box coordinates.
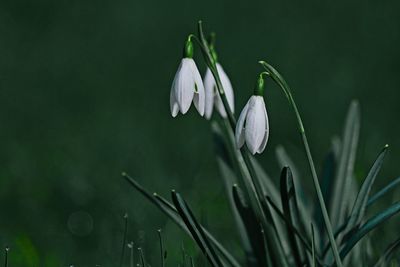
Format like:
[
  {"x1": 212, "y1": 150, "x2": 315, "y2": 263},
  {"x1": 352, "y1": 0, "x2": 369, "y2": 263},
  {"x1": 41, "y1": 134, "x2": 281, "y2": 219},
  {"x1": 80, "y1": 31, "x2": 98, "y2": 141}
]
[{"x1": 0, "y1": 0, "x2": 399, "y2": 265}]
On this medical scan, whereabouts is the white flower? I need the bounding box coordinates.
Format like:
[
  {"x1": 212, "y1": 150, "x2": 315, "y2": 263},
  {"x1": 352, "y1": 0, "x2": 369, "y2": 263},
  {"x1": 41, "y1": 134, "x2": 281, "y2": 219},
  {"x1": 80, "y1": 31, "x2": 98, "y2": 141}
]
[
  {"x1": 235, "y1": 95, "x2": 269, "y2": 154},
  {"x1": 170, "y1": 58, "x2": 205, "y2": 117},
  {"x1": 203, "y1": 63, "x2": 234, "y2": 119}
]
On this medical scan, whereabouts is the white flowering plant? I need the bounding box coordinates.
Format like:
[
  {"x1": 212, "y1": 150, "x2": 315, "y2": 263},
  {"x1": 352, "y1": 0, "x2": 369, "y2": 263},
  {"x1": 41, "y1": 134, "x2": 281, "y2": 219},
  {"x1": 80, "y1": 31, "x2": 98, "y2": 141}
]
[{"x1": 124, "y1": 21, "x2": 400, "y2": 267}]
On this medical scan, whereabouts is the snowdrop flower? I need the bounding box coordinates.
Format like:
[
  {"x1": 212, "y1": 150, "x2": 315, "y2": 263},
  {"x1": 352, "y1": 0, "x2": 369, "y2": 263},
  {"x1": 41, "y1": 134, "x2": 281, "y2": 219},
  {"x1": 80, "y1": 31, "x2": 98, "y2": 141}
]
[
  {"x1": 203, "y1": 63, "x2": 234, "y2": 119},
  {"x1": 235, "y1": 75, "x2": 269, "y2": 154},
  {"x1": 170, "y1": 37, "x2": 205, "y2": 117}
]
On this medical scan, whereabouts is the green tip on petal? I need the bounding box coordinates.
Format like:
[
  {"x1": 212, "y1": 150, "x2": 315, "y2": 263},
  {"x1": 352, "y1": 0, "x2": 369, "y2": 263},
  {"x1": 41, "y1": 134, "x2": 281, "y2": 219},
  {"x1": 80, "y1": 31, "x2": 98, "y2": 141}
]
[
  {"x1": 254, "y1": 74, "x2": 265, "y2": 96},
  {"x1": 183, "y1": 36, "x2": 194, "y2": 58}
]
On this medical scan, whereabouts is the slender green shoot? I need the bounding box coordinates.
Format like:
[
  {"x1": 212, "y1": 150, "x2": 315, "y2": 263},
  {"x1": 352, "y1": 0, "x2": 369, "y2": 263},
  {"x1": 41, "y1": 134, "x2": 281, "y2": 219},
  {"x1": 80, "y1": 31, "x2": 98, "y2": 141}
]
[
  {"x1": 119, "y1": 213, "x2": 129, "y2": 267},
  {"x1": 259, "y1": 60, "x2": 343, "y2": 267}
]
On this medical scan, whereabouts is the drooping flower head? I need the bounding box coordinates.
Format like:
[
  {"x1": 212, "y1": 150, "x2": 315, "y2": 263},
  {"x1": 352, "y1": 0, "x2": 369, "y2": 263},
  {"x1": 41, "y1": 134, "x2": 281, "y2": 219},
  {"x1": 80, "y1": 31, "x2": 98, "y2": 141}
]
[
  {"x1": 235, "y1": 74, "x2": 269, "y2": 154},
  {"x1": 203, "y1": 47, "x2": 234, "y2": 119},
  {"x1": 170, "y1": 37, "x2": 205, "y2": 117}
]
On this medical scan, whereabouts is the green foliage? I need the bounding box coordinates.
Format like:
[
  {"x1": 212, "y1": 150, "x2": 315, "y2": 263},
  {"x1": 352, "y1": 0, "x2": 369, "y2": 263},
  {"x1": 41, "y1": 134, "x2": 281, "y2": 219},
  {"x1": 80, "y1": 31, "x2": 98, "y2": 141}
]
[{"x1": 125, "y1": 22, "x2": 400, "y2": 266}]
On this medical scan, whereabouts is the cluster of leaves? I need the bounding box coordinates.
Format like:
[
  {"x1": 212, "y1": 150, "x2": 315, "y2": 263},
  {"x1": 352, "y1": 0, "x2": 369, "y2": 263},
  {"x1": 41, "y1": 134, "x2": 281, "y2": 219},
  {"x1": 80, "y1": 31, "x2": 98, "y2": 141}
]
[{"x1": 124, "y1": 22, "x2": 400, "y2": 267}]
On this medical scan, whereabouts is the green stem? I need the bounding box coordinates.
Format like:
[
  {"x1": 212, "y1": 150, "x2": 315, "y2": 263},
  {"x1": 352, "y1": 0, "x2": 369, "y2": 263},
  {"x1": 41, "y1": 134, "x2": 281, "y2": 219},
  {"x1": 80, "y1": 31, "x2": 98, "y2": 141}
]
[
  {"x1": 4, "y1": 247, "x2": 9, "y2": 267},
  {"x1": 119, "y1": 213, "x2": 129, "y2": 267},
  {"x1": 158, "y1": 229, "x2": 165, "y2": 267},
  {"x1": 259, "y1": 60, "x2": 343, "y2": 267},
  {"x1": 222, "y1": 119, "x2": 288, "y2": 267},
  {"x1": 196, "y1": 21, "x2": 288, "y2": 266}
]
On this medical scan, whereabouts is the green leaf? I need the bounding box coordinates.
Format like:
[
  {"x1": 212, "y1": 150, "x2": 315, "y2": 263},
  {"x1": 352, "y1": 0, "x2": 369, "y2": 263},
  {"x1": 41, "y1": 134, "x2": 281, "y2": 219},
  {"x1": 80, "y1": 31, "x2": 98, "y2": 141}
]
[
  {"x1": 330, "y1": 100, "x2": 360, "y2": 229},
  {"x1": 138, "y1": 248, "x2": 146, "y2": 267},
  {"x1": 345, "y1": 145, "x2": 388, "y2": 235},
  {"x1": 339, "y1": 201, "x2": 400, "y2": 260},
  {"x1": 373, "y1": 237, "x2": 400, "y2": 267},
  {"x1": 152, "y1": 196, "x2": 237, "y2": 267},
  {"x1": 368, "y1": 176, "x2": 400, "y2": 207},
  {"x1": 311, "y1": 224, "x2": 316, "y2": 267},
  {"x1": 232, "y1": 185, "x2": 266, "y2": 267},
  {"x1": 171, "y1": 191, "x2": 224, "y2": 267},
  {"x1": 250, "y1": 156, "x2": 280, "y2": 208},
  {"x1": 212, "y1": 121, "x2": 264, "y2": 265},
  {"x1": 266, "y1": 197, "x2": 325, "y2": 266},
  {"x1": 276, "y1": 145, "x2": 301, "y2": 186},
  {"x1": 280, "y1": 166, "x2": 305, "y2": 266},
  {"x1": 276, "y1": 146, "x2": 313, "y2": 238},
  {"x1": 157, "y1": 230, "x2": 166, "y2": 267},
  {"x1": 123, "y1": 173, "x2": 241, "y2": 267},
  {"x1": 317, "y1": 150, "x2": 336, "y2": 244}
]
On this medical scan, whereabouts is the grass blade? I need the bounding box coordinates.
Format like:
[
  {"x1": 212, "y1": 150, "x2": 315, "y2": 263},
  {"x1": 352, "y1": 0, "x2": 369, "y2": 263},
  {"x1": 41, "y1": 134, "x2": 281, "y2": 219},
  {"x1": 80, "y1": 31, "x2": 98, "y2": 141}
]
[
  {"x1": 158, "y1": 229, "x2": 166, "y2": 267},
  {"x1": 250, "y1": 156, "x2": 291, "y2": 257},
  {"x1": 280, "y1": 166, "x2": 305, "y2": 266},
  {"x1": 123, "y1": 173, "x2": 241, "y2": 267},
  {"x1": 345, "y1": 145, "x2": 388, "y2": 235},
  {"x1": 212, "y1": 121, "x2": 259, "y2": 263},
  {"x1": 339, "y1": 201, "x2": 400, "y2": 260},
  {"x1": 138, "y1": 248, "x2": 146, "y2": 267},
  {"x1": 367, "y1": 176, "x2": 400, "y2": 207},
  {"x1": 311, "y1": 224, "x2": 316, "y2": 267},
  {"x1": 266, "y1": 196, "x2": 326, "y2": 266},
  {"x1": 373, "y1": 237, "x2": 400, "y2": 267},
  {"x1": 276, "y1": 146, "x2": 302, "y2": 200},
  {"x1": 127, "y1": 242, "x2": 134, "y2": 267},
  {"x1": 232, "y1": 184, "x2": 266, "y2": 267},
  {"x1": 4, "y1": 247, "x2": 9, "y2": 267},
  {"x1": 119, "y1": 213, "x2": 129, "y2": 267},
  {"x1": 171, "y1": 190, "x2": 223, "y2": 267},
  {"x1": 250, "y1": 157, "x2": 280, "y2": 207},
  {"x1": 317, "y1": 150, "x2": 336, "y2": 245},
  {"x1": 329, "y1": 101, "x2": 360, "y2": 229},
  {"x1": 276, "y1": 146, "x2": 313, "y2": 235}
]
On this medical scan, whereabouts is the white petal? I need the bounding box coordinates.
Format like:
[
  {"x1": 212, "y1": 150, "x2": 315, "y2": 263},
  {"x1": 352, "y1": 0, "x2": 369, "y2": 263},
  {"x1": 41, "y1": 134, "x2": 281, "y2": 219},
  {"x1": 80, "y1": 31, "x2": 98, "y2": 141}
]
[
  {"x1": 174, "y1": 58, "x2": 195, "y2": 114},
  {"x1": 203, "y1": 68, "x2": 215, "y2": 119},
  {"x1": 257, "y1": 99, "x2": 269, "y2": 153},
  {"x1": 235, "y1": 99, "x2": 250, "y2": 149},
  {"x1": 245, "y1": 96, "x2": 266, "y2": 155},
  {"x1": 215, "y1": 63, "x2": 234, "y2": 117},
  {"x1": 189, "y1": 60, "x2": 205, "y2": 116},
  {"x1": 170, "y1": 85, "x2": 179, "y2": 117}
]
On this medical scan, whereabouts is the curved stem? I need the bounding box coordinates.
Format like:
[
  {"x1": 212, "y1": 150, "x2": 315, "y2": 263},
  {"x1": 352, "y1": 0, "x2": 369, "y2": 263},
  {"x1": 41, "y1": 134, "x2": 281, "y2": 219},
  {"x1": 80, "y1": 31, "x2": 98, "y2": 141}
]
[
  {"x1": 196, "y1": 21, "x2": 236, "y2": 127},
  {"x1": 259, "y1": 60, "x2": 343, "y2": 267}
]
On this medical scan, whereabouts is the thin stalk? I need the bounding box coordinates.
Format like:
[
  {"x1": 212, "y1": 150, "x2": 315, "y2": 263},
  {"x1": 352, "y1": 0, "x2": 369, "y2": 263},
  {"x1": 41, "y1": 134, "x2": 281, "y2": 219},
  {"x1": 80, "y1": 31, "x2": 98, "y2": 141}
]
[
  {"x1": 158, "y1": 229, "x2": 165, "y2": 267},
  {"x1": 259, "y1": 60, "x2": 343, "y2": 267},
  {"x1": 120, "y1": 213, "x2": 129, "y2": 267},
  {"x1": 122, "y1": 173, "x2": 241, "y2": 267},
  {"x1": 311, "y1": 224, "x2": 316, "y2": 267},
  {"x1": 128, "y1": 242, "x2": 135, "y2": 267},
  {"x1": 139, "y1": 248, "x2": 146, "y2": 267},
  {"x1": 266, "y1": 196, "x2": 325, "y2": 266},
  {"x1": 4, "y1": 247, "x2": 9, "y2": 267}
]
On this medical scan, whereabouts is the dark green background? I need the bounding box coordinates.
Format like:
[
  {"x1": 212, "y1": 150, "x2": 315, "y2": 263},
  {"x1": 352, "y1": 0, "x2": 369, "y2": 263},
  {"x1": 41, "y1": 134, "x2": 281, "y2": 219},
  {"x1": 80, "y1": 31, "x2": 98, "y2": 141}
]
[{"x1": 0, "y1": 0, "x2": 399, "y2": 265}]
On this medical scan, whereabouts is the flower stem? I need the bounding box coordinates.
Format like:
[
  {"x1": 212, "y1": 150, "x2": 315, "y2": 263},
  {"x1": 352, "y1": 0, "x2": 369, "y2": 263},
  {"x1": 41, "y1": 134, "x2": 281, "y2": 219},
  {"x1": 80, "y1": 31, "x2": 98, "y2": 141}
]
[
  {"x1": 197, "y1": 21, "x2": 288, "y2": 266},
  {"x1": 259, "y1": 60, "x2": 343, "y2": 267}
]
